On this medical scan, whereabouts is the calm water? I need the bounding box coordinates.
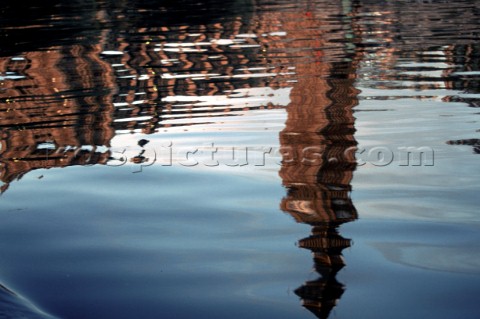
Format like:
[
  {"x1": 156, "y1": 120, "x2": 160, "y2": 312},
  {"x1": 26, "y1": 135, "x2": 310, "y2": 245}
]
[{"x1": 0, "y1": 0, "x2": 479, "y2": 318}]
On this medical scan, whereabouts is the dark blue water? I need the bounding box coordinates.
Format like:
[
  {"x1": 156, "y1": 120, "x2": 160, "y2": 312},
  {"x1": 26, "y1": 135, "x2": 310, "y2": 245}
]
[{"x1": 0, "y1": 0, "x2": 480, "y2": 318}]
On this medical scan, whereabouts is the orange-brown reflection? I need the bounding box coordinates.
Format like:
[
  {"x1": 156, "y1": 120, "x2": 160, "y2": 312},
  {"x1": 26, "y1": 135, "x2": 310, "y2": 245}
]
[
  {"x1": 0, "y1": 0, "x2": 306, "y2": 190},
  {"x1": 269, "y1": 5, "x2": 360, "y2": 318},
  {"x1": 0, "y1": 46, "x2": 116, "y2": 193},
  {"x1": 0, "y1": 2, "x2": 361, "y2": 316},
  {"x1": 443, "y1": 43, "x2": 480, "y2": 109},
  {"x1": 0, "y1": 5, "x2": 279, "y2": 192},
  {"x1": 279, "y1": 75, "x2": 359, "y2": 318}
]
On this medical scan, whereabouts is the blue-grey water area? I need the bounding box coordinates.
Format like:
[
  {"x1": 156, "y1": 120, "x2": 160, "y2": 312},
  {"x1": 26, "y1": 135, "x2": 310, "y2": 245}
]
[{"x1": 0, "y1": 0, "x2": 479, "y2": 318}]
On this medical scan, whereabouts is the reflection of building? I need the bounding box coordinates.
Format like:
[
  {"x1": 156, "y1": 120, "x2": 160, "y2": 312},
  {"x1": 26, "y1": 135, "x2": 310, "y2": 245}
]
[
  {"x1": 103, "y1": 18, "x2": 287, "y2": 134},
  {"x1": 444, "y1": 44, "x2": 480, "y2": 154},
  {"x1": 354, "y1": 0, "x2": 480, "y2": 51},
  {"x1": 0, "y1": 46, "x2": 116, "y2": 192},
  {"x1": 267, "y1": 2, "x2": 360, "y2": 318},
  {"x1": 352, "y1": 1, "x2": 480, "y2": 157},
  {"x1": 352, "y1": 0, "x2": 480, "y2": 91},
  {"x1": 0, "y1": 2, "x2": 273, "y2": 191},
  {"x1": 443, "y1": 43, "x2": 480, "y2": 107}
]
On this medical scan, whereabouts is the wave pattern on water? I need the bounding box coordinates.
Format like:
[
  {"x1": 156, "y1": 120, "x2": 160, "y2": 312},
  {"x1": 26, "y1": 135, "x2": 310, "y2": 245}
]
[{"x1": 0, "y1": 283, "x2": 56, "y2": 319}]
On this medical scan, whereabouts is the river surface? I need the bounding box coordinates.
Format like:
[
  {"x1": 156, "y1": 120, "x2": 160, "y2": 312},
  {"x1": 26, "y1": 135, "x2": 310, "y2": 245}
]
[{"x1": 0, "y1": 1, "x2": 479, "y2": 318}]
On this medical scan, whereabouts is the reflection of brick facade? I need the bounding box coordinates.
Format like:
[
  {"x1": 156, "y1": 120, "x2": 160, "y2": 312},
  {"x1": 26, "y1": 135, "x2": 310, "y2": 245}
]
[
  {"x1": 0, "y1": 45, "x2": 116, "y2": 192},
  {"x1": 443, "y1": 44, "x2": 480, "y2": 153},
  {"x1": 1, "y1": 5, "x2": 289, "y2": 191},
  {"x1": 106, "y1": 19, "x2": 287, "y2": 134},
  {"x1": 443, "y1": 44, "x2": 480, "y2": 107}
]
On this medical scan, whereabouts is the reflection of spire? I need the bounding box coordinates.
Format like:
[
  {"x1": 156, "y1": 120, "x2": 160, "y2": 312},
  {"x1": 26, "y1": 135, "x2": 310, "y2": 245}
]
[
  {"x1": 295, "y1": 225, "x2": 350, "y2": 319},
  {"x1": 280, "y1": 72, "x2": 358, "y2": 315},
  {"x1": 270, "y1": 3, "x2": 360, "y2": 318}
]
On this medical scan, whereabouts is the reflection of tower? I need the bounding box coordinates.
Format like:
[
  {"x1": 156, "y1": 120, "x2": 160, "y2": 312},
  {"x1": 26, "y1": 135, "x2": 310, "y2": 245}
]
[
  {"x1": 268, "y1": 2, "x2": 360, "y2": 318},
  {"x1": 280, "y1": 74, "x2": 359, "y2": 319}
]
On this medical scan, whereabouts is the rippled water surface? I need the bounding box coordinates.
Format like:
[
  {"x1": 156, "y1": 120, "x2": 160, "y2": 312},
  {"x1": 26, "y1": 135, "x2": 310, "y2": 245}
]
[{"x1": 0, "y1": 0, "x2": 480, "y2": 318}]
